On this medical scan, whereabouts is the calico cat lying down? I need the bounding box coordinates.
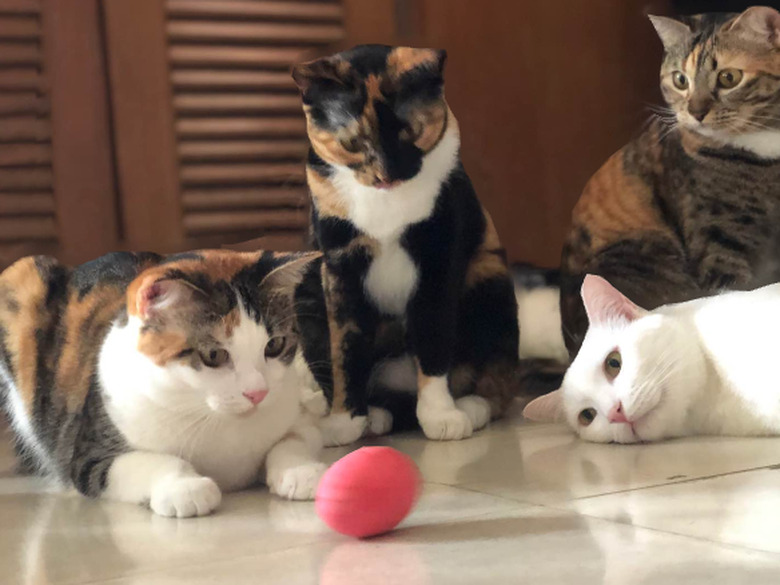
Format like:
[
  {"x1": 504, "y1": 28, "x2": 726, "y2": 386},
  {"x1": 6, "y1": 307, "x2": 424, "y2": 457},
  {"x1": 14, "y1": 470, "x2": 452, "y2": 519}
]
[
  {"x1": 0, "y1": 250, "x2": 328, "y2": 517},
  {"x1": 525, "y1": 275, "x2": 780, "y2": 444},
  {"x1": 293, "y1": 44, "x2": 527, "y2": 444}
]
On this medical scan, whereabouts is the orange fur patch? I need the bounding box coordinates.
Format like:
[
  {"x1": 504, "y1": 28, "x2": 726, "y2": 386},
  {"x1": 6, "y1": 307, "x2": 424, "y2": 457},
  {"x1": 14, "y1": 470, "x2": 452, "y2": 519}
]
[{"x1": 387, "y1": 47, "x2": 441, "y2": 79}]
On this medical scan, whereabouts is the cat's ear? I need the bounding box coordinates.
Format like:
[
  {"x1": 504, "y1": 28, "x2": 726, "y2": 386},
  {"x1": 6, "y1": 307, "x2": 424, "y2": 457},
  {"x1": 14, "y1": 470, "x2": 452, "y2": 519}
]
[
  {"x1": 259, "y1": 254, "x2": 319, "y2": 316},
  {"x1": 648, "y1": 15, "x2": 692, "y2": 50},
  {"x1": 135, "y1": 277, "x2": 202, "y2": 320},
  {"x1": 726, "y1": 6, "x2": 780, "y2": 48},
  {"x1": 292, "y1": 57, "x2": 351, "y2": 96},
  {"x1": 522, "y1": 390, "x2": 564, "y2": 423},
  {"x1": 581, "y1": 274, "x2": 646, "y2": 326}
]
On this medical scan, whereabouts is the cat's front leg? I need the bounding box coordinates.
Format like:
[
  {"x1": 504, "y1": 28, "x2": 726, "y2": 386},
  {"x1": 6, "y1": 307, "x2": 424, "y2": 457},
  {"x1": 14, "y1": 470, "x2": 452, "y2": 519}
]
[
  {"x1": 101, "y1": 451, "x2": 221, "y2": 518},
  {"x1": 318, "y1": 263, "x2": 378, "y2": 446},
  {"x1": 265, "y1": 421, "x2": 327, "y2": 500},
  {"x1": 407, "y1": 278, "x2": 473, "y2": 441}
]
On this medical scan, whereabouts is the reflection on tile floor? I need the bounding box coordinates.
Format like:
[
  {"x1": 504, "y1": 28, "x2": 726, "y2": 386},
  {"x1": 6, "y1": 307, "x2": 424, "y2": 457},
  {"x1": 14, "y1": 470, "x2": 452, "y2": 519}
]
[{"x1": 3, "y1": 412, "x2": 780, "y2": 584}]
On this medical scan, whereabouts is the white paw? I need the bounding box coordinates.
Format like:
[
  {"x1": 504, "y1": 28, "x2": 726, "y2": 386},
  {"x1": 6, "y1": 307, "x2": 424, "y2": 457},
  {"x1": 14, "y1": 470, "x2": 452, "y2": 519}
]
[
  {"x1": 301, "y1": 387, "x2": 329, "y2": 418},
  {"x1": 269, "y1": 462, "x2": 327, "y2": 501},
  {"x1": 366, "y1": 406, "x2": 393, "y2": 436},
  {"x1": 150, "y1": 476, "x2": 222, "y2": 518},
  {"x1": 455, "y1": 396, "x2": 491, "y2": 431},
  {"x1": 417, "y1": 406, "x2": 473, "y2": 441},
  {"x1": 319, "y1": 413, "x2": 367, "y2": 447}
]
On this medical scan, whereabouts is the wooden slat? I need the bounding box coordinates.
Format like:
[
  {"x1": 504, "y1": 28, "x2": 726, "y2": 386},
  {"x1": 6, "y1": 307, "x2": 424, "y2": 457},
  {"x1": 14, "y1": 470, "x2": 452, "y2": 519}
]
[
  {"x1": 167, "y1": 1, "x2": 342, "y2": 22},
  {"x1": 0, "y1": 16, "x2": 40, "y2": 40},
  {"x1": 0, "y1": 0, "x2": 40, "y2": 16},
  {"x1": 178, "y1": 139, "x2": 308, "y2": 162},
  {"x1": 0, "y1": 191, "x2": 54, "y2": 214},
  {"x1": 0, "y1": 143, "x2": 50, "y2": 166},
  {"x1": 0, "y1": 92, "x2": 48, "y2": 115},
  {"x1": 0, "y1": 42, "x2": 40, "y2": 66},
  {"x1": 183, "y1": 187, "x2": 307, "y2": 210},
  {"x1": 167, "y1": 21, "x2": 343, "y2": 44},
  {"x1": 0, "y1": 68, "x2": 45, "y2": 91},
  {"x1": 169, "y1": 45, "x2": 310, "y2": 68},
  {"x1": 177, "y1": 117, "x2": 305, "y2": 138},
  {"x1": 174, "y1": 93, "x2": 302, "y2": 114},
  {"x1": 180, "y1": 162, "x2": 304, "y2": 185},
  {"x1": 0, "y1": 166, "x2": 51, "y2": 190},
  {"x1": 184, "y1": 208, "x2": 308, "y2": 234},
  {"x1": 0, "y1": 215, "x2": 56, "y2": 241},
  {"x1": 171, "y1": 69, "x2": 295, "y2": 90},
  {"x1": 0, "y1": 116, "x2": 50, "y2": 142}
]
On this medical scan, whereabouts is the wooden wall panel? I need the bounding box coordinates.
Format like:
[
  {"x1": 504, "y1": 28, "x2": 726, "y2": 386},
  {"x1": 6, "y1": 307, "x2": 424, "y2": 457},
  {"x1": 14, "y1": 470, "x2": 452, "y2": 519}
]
[{"x1": 103, "y1": 0, "x2": 184, "y2": 253}]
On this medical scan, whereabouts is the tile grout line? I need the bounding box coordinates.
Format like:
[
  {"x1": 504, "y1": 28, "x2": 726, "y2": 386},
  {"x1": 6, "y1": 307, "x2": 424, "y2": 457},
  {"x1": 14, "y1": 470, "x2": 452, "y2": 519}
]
[{"x1": 569, "y1": 462, "x2": 780, "y2": 502}]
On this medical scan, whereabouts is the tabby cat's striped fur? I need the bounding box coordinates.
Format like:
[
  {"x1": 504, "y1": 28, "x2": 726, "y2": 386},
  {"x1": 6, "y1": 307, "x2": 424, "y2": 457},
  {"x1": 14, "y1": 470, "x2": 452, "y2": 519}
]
[{"x1": 561, "y1": 7, "x2": 780, "y2": 356}]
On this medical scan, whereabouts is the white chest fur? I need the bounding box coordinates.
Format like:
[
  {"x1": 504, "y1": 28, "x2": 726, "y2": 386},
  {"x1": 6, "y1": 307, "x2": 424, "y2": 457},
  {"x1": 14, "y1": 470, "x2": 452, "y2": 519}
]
[
  {"x1": 330, "y1": 123, "x2": 461, "y2": 315},
  {"x1": 364, "y1": 237, "x2": 419, "y2": 316}
]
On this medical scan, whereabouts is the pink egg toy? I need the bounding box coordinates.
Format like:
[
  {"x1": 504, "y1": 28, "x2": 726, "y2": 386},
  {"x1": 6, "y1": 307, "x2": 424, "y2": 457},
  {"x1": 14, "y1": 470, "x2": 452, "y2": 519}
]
[{"x1": 316, "y1": 446, "x2": 422, "y2": 538}]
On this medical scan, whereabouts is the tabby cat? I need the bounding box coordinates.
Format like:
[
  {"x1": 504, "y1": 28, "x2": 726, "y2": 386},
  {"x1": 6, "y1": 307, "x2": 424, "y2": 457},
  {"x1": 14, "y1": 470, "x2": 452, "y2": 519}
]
[
  {"x1": 560, "y1": 6, "x2": 780, "y2": 357},
  {"x1": 292, "y1": 45, "x2": 523, "y2": 444},
  {"x1": 0, "y1": 250, "x2": 328, "y2": 517}
]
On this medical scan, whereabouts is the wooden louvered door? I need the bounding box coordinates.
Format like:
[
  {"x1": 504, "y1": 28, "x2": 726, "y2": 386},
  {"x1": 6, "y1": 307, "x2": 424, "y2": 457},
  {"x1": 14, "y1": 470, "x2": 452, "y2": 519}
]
[
  {"x1": 103, "y1": 0, "x2": 344, "y2": 254},
  {"x1": 0, "y1": 0, "x2": 117, "y2": 268}
]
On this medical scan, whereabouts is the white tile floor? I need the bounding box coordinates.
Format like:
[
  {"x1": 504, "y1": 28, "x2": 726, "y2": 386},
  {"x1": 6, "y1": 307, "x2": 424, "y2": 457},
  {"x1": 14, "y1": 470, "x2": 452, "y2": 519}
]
[{"x1": 3, "y1": 404, "x2": 780, "y2": 584}]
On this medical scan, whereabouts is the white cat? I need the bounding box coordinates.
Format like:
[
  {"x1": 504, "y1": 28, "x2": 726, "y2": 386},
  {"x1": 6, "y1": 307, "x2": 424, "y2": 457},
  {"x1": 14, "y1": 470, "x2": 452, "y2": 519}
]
[{"x1": 524, "y1": 274, "x2": 780, "y2": 443}]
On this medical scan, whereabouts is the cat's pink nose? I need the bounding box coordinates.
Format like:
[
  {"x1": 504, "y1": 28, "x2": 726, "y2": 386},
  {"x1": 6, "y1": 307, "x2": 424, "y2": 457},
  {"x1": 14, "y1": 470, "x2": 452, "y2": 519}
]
[
  {"x1": 243, "y1": 389, "x2": 269, "y2": 405},
  {"x1": 608, "y1": 402, "x2": 630, "y2": 424}
]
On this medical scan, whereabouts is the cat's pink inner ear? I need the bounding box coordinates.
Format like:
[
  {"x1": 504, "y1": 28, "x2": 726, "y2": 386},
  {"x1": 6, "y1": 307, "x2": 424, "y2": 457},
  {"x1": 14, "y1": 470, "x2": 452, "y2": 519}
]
[
  {"x1": 522, "y1": 389, "x2": 564, "y2": 423},
  {"x1": 581, "y1": 274, "x2": 646, "y2": 326},
  {"x1": 727, "y1": 6, "x2": 780, "y2": 47},
  {"x1": 136, "y1": 278, "x2": 194, "y2": 319}
]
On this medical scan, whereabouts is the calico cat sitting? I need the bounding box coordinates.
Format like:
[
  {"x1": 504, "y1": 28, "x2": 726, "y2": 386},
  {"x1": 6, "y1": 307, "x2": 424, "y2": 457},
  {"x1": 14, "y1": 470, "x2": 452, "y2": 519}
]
[
  {"x1": 525, "y1": 274, "x2": 780, "y2": 443},
  {"x1": 560, "y1": 6, "x2": 780, "y2": 357},
  {"x1": 0, "y1": 250, "x2": 327, "y2": 517},
  {"x1": 292, "y1": 45, "x2": 522, "y2": 444}
]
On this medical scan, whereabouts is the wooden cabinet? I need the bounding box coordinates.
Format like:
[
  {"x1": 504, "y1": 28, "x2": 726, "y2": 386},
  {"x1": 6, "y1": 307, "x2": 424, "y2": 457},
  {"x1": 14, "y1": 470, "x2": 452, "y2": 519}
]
[{"x1": 0, "y1": 0, "x2": 344, "y2": 269}]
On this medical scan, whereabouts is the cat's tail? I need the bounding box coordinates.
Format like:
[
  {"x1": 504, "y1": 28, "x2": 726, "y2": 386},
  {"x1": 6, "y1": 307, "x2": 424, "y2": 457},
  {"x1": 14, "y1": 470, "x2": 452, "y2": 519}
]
[{"x1": 513, "y1": 263, "x2": 569, "y2": 364}]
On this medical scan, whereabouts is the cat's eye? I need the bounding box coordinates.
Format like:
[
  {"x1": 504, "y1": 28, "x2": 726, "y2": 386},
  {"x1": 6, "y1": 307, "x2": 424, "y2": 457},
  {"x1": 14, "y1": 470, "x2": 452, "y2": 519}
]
[
  {"x1": 399, "y1": 123, "x2": 422, "y2": 142},
  {"x1": 672, "y1": 71, "x2": 689, "y2": 90},
  {"x1": 717, "y1": 68, "x2": 743, "y2": 90},
  {"x1": 604, "y1": 350, "x2": 622, "y2": 379},
  {"x1": 201, "y1": 348, "x2": 230, "y2": 368},
  {"x1": 264, "y1": 336, "x2": 286, "y2": 359},
  {"x1": 578, "y1": 408, "x2": 597, "y2": 427},
  {"x1": 339, "y1": 136, "x2": 361, "y2": 153}
]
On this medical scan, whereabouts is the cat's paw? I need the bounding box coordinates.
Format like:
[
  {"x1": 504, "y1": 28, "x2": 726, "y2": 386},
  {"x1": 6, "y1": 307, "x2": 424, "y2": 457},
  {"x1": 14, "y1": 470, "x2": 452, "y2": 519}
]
[
  {"x1": 319, "y1": 413, "x2": 367, "y2": 447},
  {"x1": 455, "y1": 396, "x2": 491, "y2": 432},
  {"x1": 301, "y1": 387, "x2": 329, "y2": 418},
  {"x1": 366, "y1": 406, "x2": 393, "y2": 436},
  {"x1": 417, "y1": 406, "x2": 473, "y2": 441},
  {"x1": 150, "y1": 476, "x2": 222, "y2": 518},
  {"x1": 269, "y1": 462, "x2": 327, "y2": 501}
]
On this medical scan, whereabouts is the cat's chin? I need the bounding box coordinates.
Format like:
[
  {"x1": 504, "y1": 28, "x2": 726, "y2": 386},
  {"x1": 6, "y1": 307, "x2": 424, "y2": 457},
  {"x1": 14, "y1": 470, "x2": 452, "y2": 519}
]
[{"x1": 206, "y1": 397, "x2": 260, "y2": 417}]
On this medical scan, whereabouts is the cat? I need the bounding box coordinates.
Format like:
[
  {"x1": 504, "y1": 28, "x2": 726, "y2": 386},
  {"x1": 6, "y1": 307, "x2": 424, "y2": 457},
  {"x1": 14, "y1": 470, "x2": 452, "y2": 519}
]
[
  {"x1": 524, "y1": 273, "x2": 780, "y2": 443},
  {"x1": 0, "y1": 249, "x2": 329, "y2": 517},
  {"x1": 291, "y1": 44, "x2": 526, "y2": 445},
  {"x1": 560, "y1": 6, "x2": 780, "y2": 359}
]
